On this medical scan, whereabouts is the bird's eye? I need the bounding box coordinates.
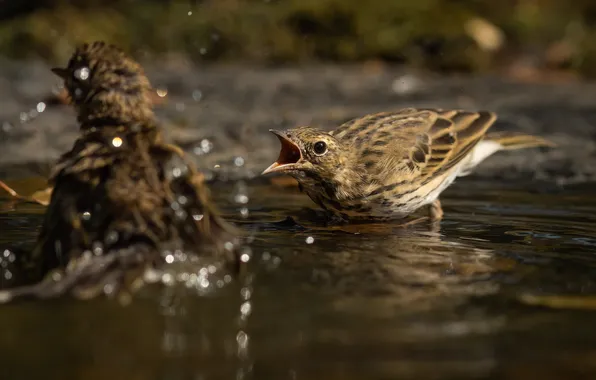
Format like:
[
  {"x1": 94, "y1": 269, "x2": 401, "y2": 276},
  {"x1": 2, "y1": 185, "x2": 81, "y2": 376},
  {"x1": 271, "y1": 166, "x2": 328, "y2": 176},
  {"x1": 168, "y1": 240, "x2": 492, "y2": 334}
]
[{"x1": 313, "y1": 141, "x2": 328, "y2": 155}]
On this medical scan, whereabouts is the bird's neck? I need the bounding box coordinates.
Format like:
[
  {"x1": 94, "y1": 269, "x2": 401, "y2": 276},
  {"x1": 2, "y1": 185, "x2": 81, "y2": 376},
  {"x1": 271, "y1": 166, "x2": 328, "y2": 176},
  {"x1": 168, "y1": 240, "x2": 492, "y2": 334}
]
[
  {"x1": 331, "y1": 166, "x2": 366, "y2": 200},
  {"x1": 300, "y1": 166, "x2": 364, "y2": 202}
]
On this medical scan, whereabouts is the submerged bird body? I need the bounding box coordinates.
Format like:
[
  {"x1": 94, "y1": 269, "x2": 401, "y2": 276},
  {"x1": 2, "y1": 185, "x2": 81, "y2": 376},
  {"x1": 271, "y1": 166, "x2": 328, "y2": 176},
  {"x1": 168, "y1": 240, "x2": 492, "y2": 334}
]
[
  {"x1": 263, "y1": 108, "x2": 554, "y2": 222},
  {"x1": 22, "y1": 42, "x2": 236, "y2": 285}
]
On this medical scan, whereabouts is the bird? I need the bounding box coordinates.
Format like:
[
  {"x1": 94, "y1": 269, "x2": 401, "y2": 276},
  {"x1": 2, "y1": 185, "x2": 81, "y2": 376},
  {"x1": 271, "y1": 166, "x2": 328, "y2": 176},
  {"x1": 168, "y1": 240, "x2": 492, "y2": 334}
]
[
  {"x1": 13, "y1": 41, "x2": 238, "y2": 298},
  {"x1": 262, "y1": 108, "x2": 554, "y2": 223}
]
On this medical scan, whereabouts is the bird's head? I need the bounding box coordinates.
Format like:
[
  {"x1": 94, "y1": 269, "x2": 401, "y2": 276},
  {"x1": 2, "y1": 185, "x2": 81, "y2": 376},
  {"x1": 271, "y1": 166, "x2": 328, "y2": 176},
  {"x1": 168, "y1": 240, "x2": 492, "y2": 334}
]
[
  {"x1": 51, "y1": 41, "x2": 154, "y2": 125},
  {"x1": 262, "y1": 127, "x2": 346, "y2": 181}
]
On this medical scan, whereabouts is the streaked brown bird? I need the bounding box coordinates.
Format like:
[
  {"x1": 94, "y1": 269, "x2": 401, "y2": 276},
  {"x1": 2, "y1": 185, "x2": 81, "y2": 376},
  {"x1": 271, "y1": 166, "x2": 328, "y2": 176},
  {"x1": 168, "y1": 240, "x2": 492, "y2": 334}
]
[
  {"x1": 262, "y1": 108, "x2": 554, "y2": 223},
  {"x1": 15, "y1": 41, "x2": 238, "y2": 297}
]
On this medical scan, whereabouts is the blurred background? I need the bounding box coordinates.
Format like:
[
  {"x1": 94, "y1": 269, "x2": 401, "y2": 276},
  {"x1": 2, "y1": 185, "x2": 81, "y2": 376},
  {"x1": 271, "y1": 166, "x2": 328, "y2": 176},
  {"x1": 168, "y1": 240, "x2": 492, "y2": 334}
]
[{"x1": 0, "y1": 0, "x2": 595, "y2": 81}]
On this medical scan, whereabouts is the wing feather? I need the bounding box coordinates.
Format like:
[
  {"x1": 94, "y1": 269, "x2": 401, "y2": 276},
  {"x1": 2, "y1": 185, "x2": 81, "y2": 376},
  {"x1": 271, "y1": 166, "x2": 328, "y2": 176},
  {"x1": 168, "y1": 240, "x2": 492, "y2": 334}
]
[{"x1": 333, "y1": 108, "x2": 497, "y2": 185}]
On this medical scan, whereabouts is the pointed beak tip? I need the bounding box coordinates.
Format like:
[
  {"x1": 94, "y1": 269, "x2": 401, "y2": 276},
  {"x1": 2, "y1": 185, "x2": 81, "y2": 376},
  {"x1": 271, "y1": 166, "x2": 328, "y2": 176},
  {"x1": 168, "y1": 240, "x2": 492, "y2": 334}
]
[{"x1": 261, "y1": 162, "x2": 279, "y2": 176}]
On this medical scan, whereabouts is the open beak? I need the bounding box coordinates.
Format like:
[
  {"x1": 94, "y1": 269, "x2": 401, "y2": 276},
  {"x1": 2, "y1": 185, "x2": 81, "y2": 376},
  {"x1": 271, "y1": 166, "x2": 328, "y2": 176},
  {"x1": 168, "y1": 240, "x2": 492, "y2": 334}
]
[
  {"x1": 262, "y1": 130, "x2": 302, "y2": 175},
  {"x1": 51, "y1": 67, "x2": 70, "y2": 80}
]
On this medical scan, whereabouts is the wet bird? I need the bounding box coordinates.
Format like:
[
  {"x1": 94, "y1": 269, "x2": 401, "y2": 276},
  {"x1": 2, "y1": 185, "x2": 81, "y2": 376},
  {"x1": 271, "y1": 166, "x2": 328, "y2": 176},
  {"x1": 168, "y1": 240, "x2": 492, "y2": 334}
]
[
  {"x1": 14, "y1": 41, "x2": 238, "y2": 297},
  {"x1": 262, "y1": 108, "x2": 554, "y2": 223}
]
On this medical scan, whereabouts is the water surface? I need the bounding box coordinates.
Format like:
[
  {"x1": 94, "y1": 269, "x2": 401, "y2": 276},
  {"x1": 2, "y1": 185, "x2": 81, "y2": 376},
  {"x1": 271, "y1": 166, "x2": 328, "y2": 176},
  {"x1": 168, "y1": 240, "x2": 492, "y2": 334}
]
[{"x1": 1, "y1": 177, "x2": 596, "y2": 380}]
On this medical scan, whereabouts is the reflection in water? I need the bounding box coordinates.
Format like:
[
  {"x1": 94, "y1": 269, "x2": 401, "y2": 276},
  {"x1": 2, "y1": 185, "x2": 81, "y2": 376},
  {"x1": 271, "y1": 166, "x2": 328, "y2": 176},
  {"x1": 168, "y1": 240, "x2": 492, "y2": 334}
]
[
  {"x1": 155, "y1": 272, "x2": 255, "y2": 380},
  {"x1": 1, "y1": 179, "x2": 596, "y2": 379}
]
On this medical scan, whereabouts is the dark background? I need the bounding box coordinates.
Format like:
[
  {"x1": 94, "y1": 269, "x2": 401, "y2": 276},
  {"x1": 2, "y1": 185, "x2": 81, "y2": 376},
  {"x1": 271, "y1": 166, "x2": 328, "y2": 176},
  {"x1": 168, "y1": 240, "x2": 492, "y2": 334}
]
[{"x1": 0, "y1": 0, "x2": 595, "y2": 79}]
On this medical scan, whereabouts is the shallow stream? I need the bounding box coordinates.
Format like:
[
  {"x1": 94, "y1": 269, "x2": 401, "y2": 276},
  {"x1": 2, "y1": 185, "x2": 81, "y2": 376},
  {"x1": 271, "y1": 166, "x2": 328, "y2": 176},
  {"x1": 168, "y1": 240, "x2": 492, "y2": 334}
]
[{"x1": 1, "y1": 176, "x2": 596, "y2": 379}]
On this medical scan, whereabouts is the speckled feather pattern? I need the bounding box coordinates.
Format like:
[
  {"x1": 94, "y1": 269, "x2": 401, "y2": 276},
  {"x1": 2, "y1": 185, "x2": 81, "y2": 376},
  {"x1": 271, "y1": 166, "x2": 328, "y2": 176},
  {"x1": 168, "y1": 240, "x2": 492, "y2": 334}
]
[{"x1": 266, "y1": 108, "x2": 554, "y2": 221}]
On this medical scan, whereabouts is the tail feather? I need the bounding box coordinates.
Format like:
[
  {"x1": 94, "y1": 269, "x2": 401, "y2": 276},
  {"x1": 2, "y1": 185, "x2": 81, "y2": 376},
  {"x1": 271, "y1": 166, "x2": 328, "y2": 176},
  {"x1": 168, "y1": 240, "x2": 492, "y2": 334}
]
[
  {"x1": 484, "y1": 132, "x2": 556, "y2": 150},
  {"x1": 458, "y1": 132, "x2": 554, "y2": 177}
]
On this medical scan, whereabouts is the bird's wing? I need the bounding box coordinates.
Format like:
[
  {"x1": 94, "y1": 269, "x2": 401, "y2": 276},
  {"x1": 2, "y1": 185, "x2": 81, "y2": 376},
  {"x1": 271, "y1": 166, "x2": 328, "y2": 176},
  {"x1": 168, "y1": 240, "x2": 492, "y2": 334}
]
[{"x1": 332, "y1": 108, "x2": 496, "y2": 184}]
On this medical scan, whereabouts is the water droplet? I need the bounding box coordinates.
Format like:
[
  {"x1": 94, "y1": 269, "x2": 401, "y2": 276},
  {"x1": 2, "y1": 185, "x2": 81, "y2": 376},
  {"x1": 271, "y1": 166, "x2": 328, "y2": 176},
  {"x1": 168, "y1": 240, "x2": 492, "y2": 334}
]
[
  {"x1": 199, "y1": 277, "x2": 210, "y2": 288},
  {"x1": 82, "y1": 211, "x2": 91, "y2": 220},
  {"x1": 175, "y1": 209, "x2": 187, "y2": 220},
  {"x1": 193, "y1": 139, "x2": 214, "y2": 156},
  {"x1": 236, "y1": 330, "x2": 249, "y2": 347},
  {"x1": 240, "y1": 287, "x2": 251, "y2": 300},
  {"x1": 305, "y1": 236, "x2": 315, "y2": 244},
  {"x1": 174, "y1": 249, "x2": 187, "y2": 262},
  {"x1": 261, "y1": 252, "x2": 271, "y2": 261},
  {"x1": 74, "y1": 67, "x2": 90, "y2": 81},
  {"x1": 74, "y1": 88, "x2": 83, "y2": 99},
  {"x1": 51, "y1": 271, "x2": 62, "y2": 281},
  {"x1": 19, "y1": 112, "x2": 28, "y2": 123},
  {"x1": 82, "y1": 250, "x2": 93, "y2": 261},
  {"x1": 224, "y1": 274, "x2": 232, "y2": 283},
  {"x1": 192, "y1": 214, "x2": 204, "y2": 221},
  {"x1": 111, "y1": 137, "x2": 123, "y2": 148},
  {"x1": 172, "y1": 167, "x2": 183, "y2": 178},
  {"x1": 156, "y1": 87, "x2": 168, "y2": 97},
  {"x1": 162, "y1": 273, "x2": 175, "y2": 286},
  {"x1": 207, "y1": 265, "x2": 217, "y2": 274},
  {"x1": 199, "y1": 47, "x2": 207, "y2": 55},
  {"x1": 224, "y1": 241, "x2": 235, "y2": 251},
  {"x1": 179, "y1": 273, "x2": 190, "y2": 283},
  {"x1": 105, "y1": 231, "x2": 119, "y2": 245},
  {"x1": 103, "y1": 283, "x2": 114, "y2": 295},
  {"x1": 234, "y1": 156, "x2": 245, "y2": 167},
  {"x1": 241, "y1": 246, "x2": 252, "y2": 259},
  {"x1": 177, "y1": 195, "x2": 188, "y2": 205},
  {"x1": 235, "y1": 194, "x2": 249, "y2": 204},
  {"x1": 240, "y1": 254, "x2": 250, "y2": 263},
  {"x1": 4, "y1": 270, "x2": 12, "y2": 280},
  {"x1": 92, "y1": 242, "x2": 103, "y2": 256},
  {"x1": 240, "y1": 301, "x2": 252, "y2": 317},
  {"x1": 165, "y1": 254, "x2": 175, "y2": 264},
  {"x1": 36, "y1": 102, "x2": 46, "y2": 113},
  {"x1": 272, "y1": 256, "x2": 281, "y2": 267},
  {"x1": 239, "y1": 207, "x2": 249, "y2": 218},
  {"x1": 187, "y1": 10, "x2": 193, "y2": 16},
  {"x1": 234, "y1": 181, "x2": 249, "y2": 204},
  {"x1": 165, "y1": 156, "x2": 189, "y2": 180},
  {"x1": 192, "y1": 90, "x2": 203, "y2": 101},
  {"x1": 2, "y1": 122, "x2": 13, "y2": 133},
  {"x1": 28, "y1": 109, "x2": 38, "y2": 119}
]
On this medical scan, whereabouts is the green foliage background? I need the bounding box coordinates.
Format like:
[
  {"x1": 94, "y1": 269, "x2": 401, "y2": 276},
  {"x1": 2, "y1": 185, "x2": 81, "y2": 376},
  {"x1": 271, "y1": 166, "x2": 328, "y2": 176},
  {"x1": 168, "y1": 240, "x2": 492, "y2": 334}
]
[{"x1": 1, "y1": 0, "x2": 595, "y2": 76}]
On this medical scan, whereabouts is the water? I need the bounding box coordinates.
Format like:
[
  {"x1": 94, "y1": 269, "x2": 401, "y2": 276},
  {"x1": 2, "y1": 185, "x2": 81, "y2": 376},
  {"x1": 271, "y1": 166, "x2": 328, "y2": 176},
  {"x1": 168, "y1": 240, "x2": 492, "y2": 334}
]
[{"x1": 1, "y1": 177, "x2": 596, "y2": 379}]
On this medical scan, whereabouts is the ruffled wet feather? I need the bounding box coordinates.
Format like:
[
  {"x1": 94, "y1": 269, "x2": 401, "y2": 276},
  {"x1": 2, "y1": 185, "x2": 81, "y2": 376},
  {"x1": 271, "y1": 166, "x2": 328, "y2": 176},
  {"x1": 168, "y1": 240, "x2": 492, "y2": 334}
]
[{"x1": 3, "y1": 41, "x2": 239, "y2": 302}]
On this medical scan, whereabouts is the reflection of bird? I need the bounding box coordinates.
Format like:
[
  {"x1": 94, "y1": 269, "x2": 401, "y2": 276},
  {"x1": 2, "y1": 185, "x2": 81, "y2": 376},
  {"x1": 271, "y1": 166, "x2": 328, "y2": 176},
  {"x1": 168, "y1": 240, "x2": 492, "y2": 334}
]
[
  {"x1": 263, "y1": 108, "x2": 554, "y2": 222},
  {"x1": 17, "y1": 41, "x2": 238, "y2": 294}
]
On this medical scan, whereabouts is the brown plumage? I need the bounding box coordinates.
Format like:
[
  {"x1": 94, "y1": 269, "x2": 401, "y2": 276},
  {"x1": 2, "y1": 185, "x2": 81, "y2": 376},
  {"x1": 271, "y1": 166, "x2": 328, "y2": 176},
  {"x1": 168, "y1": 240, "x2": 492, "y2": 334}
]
[
  {"x1": 262, "y1": 108, "x2": 555, "y2": 222},
  {"x1": 14, "y1": 41, "x2": 238, "y2": 298}
]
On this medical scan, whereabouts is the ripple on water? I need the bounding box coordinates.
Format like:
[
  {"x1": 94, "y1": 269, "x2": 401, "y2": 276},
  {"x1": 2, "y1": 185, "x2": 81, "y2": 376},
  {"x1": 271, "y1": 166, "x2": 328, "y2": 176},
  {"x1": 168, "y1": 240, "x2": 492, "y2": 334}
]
[{"x1": 1, "y1": 179, "x2": 596, "y2": 379}]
